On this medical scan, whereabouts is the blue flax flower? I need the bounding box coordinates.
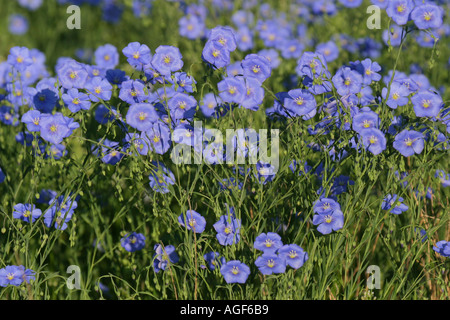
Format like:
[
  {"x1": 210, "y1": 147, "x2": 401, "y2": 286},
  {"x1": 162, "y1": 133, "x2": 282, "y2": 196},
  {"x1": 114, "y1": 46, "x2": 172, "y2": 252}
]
[
  {"x1": 312, "y1": 198, "x2": 344, "y2": 235},
  {"x1": 13, "y1": 203, "x2": 42, "y2": 223},
  {"x1": 121, "y1": 232, "x2": 146, "y2": 252},
  {"x1": 352, "y1": 107, "x2": 379, "y2": 133},
  {"x1": 7, "y1": 46, "x2": 33, "y2": 72},
  {"x1": 202, "y1": 40, "x2": 230, "y2": 69},
  {"x1": 382, "y1": 81, "x2": 410, "y2": 109},
  {"x1": 386, "y1": 0, "x2": 414, "y2": 25},
  {"x1": 178, "y1": 210, "x2": 206, "y2": 233},
  {"x1": 44, "y1": 195, "x2": 77, "y2": 231},
  {"x1": 411, "y1": 90, "x2": 442, "y2": 118},
  {"x1": 411, "y1": 4, "x2": 443, "y2": 30},
  {"x1": 217, "y1": 76, "x2": 246, "y2": 104},
  {"x1": 203, "y1": 252, "x2": 226, "y2": 270},
  {"x1": 39, "y1": 114, "x2": 73, "y2": 145},
  {"x1": 126, "y1": 103, "x2": 159, "y2": 131},
  {"x1": 57, "y1": 60, "x2": 88, "y2": 90},
  {"x1": 241, "y1": 54, "x2": 271, "y2": 83},
  {"x1": 255, "y1": 253, "x2": 286, "y2": 275},
  {"x1": 153, "y1": 244, "x2": 179, "y2": 273},
  {"x1": 435, "y1": 170, "x2": 450, "y2": 187},
  {"x1": 360, "y1": 128, "x2": 387, "y2": 155},
  {"x1": 208, "y1": 26, "x2": 237, "y2": 52},
  {"x1": 62, "y1": 88, "x2": 91, "y2": 113},
  {"x1": 332, "y1": 67, "x2": 363, "y2": 96},
  {"x1": 278, "y1": 244, "x2": 308, "y2": 269},
  {"x1": 21, "y1": 110, "x2": 42, "y2": 132},
  {"x1": 220, "y1": 260, "x2": 250, "y2": 284},
  {"x1": 148, "y1": 162, "x2": 175, "y2": 193},
  {"x1": 151, "y1": 45, "x2": 183, "y2": 77},
  {"x1": 381, "y1": 194, "x2": 408, "y2": 214},
  {"x1": 253, "y1": 232, "x2": 283, "y2": 254},
  {"x1": 122, "y1": 42, "x2": 151, "y2": 71},
  {"x1": 433, "y1": 241, "x2": 450, "y2": 258},
  {"x1": 213, "y1": 208, "x2": 241, "y2": 246},
  {"x1": 85, "y1": 76, "x2": 113, "y2": 103},
  {"x1": 144, "y1": 122, "x2": 171, "y2": 155},
  {"x1": 393, "y1": 129, "x2": 424, "y2": 157}
]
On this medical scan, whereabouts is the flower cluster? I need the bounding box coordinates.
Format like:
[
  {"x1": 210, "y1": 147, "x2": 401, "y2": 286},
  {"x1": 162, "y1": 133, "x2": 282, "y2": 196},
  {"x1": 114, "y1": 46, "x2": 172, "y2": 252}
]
[
  {"x1": 0, "y1": 265, "x2": 35, "y2": 287},
  {"x1": 253, "y1": 232, "x2": 308, "y2": 276},
  {"x1": 12, "y1": 193, "x2": 78, "y2": 231},
  {"x1": 312, "y1": 198, "x2": 344, "y2": 235}
]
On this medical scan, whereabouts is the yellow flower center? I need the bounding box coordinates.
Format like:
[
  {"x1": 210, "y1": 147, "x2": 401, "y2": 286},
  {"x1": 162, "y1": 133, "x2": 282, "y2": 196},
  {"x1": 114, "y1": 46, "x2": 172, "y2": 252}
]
[
  {"x1": 133, "y1": 52, "x2": 140, "y2": 59},
  {"x1": 422, "y1": 100, "x2": 430, "y2": 108},
  {"x1": 252, "y1": 65, "x2": 260, "y2": 74},
  {"x1": 7, "y1": 273, "x2": 15, "y2": 281},
  {"x1": 267, "y1": 259, "x2": 275, "y2": 268},
  {"x1": 104, "y1": 55, "x2": 110, "y2": 61},
  {"x1": 212, "y1": 50, "x2": 220, "y2": 58},
  {"x1": 70, "y1": 72, "x2": 77, "y2": 79},
  {"x1": 138, "y1": 112, "x2": 147, "y2": 121},
  {"x1": 392, "y1": 92, "x2": 400, "y2": 100},
  {"x1": 163, "y1": 55, "x2": 171, "y2": 64},
  {"x1": 289, "y1": 250, "x2": 297, "y2": 259},
  {"x1": 153, "y1": 136, "x2": 160, "y2": 143},
  {"x1": 50, "y1": 125, "x2": 58, "y2": 132},
  {"x1": 231, "y1": 266, "x2": 239, "y2": 275},
  {"x1": 397, "y1": 5, "x2": 405, "y2": 13},
  {"x1": 16, "y1": 56, "x2": 23, "y2": 63},
  {"x1": 405, "y1": 138, "x2": 413, "y2": 146}
]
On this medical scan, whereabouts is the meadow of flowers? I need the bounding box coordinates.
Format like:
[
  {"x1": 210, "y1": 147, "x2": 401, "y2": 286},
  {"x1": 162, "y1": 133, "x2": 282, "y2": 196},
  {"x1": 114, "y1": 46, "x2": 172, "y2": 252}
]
[{"x1": 0, "y1": 0, "x2": 449, "y2": 300}]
